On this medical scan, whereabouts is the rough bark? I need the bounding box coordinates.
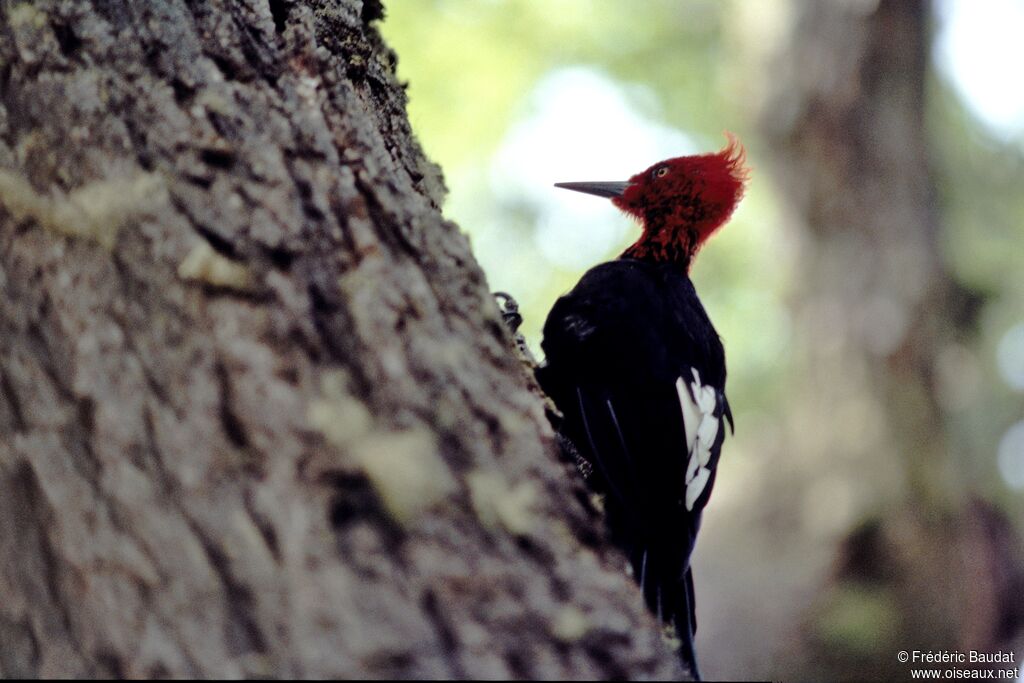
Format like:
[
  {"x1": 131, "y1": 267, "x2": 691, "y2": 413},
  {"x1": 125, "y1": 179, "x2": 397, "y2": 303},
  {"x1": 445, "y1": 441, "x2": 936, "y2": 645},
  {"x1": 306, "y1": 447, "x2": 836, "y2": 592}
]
[
  {"x1": 761, "y1": 0, "x2": 1022, "y2": 677},
  {"x1": 0, "y1": 1, "x2": 684, "y2": 678}
]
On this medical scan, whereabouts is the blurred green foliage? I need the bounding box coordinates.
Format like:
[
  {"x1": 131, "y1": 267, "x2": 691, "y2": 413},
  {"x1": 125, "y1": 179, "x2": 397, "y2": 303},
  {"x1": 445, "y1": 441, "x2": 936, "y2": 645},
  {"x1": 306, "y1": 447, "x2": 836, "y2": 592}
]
[
  {"x1": 928, "y1": 80, "x2": 1024, "y2": 506},
  {"x1": 385, "y1": 0, "x2": 729, "y2": 166}
]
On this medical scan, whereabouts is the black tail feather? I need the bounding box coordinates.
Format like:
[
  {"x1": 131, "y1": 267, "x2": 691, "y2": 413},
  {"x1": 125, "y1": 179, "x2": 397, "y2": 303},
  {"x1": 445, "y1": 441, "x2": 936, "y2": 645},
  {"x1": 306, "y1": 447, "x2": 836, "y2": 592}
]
[
  {"x1": 677, "y1": 567, "x2": 700, "y2": 680},
  {"x1": 632, "y1": 548, "x2": 701, "y2": 680}
]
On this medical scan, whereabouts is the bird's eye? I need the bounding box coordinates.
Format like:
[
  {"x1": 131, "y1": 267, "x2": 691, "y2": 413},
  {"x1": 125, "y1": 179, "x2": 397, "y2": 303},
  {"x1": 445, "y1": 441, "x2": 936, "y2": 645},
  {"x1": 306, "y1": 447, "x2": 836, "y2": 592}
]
[{"x1": 655, "y1": 167, "x2": 669, "y2": 178}]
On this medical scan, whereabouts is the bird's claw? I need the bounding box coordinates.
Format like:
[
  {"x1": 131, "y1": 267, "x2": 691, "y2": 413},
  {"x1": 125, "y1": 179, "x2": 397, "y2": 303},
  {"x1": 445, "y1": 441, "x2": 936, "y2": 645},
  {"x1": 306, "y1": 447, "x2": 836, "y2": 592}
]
[
  {"x1": 493, "y1": 291, "x2": 523, "y2": 335},
  {"x1": 493, "y1": 291, "x2": 538, "y2": 367}
]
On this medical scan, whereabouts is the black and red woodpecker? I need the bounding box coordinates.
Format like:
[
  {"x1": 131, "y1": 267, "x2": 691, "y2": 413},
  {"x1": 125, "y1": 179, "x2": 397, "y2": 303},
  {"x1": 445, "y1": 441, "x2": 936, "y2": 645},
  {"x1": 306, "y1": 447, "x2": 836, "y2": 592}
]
[{"x1": 536, "y1": 135, "x2": 748, "y2": 680}]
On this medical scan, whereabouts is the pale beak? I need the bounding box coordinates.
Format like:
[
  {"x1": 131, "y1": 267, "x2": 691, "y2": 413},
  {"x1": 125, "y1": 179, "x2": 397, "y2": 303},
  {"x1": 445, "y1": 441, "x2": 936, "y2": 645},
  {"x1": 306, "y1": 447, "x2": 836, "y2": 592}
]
[{"x1": 553, "y1": 181, "x2": 631, "y2": 198}]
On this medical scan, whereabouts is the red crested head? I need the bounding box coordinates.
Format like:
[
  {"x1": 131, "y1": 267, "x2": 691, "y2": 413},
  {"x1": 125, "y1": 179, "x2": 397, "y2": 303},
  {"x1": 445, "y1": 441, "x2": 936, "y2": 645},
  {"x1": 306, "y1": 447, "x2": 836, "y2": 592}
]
[{"x1": 555, "y1": 134, "x2": 749, "y2": 269}]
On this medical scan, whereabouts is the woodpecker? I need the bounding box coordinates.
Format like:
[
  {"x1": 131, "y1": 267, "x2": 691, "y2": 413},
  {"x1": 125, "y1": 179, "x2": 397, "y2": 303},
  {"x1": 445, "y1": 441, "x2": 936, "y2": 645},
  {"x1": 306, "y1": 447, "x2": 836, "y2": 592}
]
[{"x1": 536, "y1": 135, "x2": 747, "y2": 680}]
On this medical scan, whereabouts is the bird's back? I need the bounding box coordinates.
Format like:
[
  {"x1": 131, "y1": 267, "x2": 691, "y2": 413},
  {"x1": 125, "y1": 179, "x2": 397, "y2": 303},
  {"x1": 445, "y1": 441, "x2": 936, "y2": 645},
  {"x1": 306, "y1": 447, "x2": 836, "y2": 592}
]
[{"x1": 541, "y1": 259, "x2": 726, "y2": 390}]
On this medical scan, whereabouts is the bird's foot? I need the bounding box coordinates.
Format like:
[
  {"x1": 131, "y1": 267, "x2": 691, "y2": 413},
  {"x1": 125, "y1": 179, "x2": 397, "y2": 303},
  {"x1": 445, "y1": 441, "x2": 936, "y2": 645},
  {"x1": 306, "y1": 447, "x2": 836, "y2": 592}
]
[
  {"x1": 493, "y1": 291, "x2": 538, "y2": 368},
  {"x1": 493, "y1": 291, "x2": 523, "y2": 334}
]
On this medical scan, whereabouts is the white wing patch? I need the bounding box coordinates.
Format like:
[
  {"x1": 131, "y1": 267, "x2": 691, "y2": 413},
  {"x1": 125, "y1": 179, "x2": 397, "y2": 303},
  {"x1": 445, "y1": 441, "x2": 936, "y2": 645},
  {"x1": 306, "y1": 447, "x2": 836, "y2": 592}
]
[{"x1": 677, "y1": 368, "x2": 720, "y2": 511}]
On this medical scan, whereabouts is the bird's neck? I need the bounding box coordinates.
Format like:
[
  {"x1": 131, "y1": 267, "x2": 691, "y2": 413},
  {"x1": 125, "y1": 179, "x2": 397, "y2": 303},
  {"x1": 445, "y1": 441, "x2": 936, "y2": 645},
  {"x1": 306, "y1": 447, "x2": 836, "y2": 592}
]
[{"x1": 621, "y1": 218, "x2": 699, "y2": 271}]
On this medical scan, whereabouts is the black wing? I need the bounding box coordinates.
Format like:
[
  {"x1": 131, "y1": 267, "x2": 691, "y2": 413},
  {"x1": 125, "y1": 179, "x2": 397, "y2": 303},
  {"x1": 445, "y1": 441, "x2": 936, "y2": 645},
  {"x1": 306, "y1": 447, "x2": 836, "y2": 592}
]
[{"x1": 538, "y1": 260, "x2": 730, "y2": 674}]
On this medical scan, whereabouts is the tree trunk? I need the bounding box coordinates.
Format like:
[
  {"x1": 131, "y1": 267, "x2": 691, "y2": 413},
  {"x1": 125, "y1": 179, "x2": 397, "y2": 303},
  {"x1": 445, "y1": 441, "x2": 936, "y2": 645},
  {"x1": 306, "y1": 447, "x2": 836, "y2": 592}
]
[
  {"x1": 0, "y1": 1, "x2": 682, "y2": 678},
  {"x1": 761, "y1": 0, "x2": 1021, "y2": 677}
]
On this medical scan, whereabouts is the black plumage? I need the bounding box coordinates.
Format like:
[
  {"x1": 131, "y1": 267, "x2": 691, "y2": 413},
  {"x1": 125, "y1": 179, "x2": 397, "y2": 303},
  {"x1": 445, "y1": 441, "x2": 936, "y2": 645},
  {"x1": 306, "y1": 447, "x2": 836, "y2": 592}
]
[{"x1": 537, "y1": 258, "x2": 732, "y2": 679}]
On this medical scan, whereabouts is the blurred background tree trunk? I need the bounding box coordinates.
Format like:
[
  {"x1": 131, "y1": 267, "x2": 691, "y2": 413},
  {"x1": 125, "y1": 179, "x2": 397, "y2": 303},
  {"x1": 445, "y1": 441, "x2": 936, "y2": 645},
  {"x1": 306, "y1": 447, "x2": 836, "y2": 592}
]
[
  {"x1": 761, "y1": 0, "x2": 1023, "y2": 677},
  {"x1": 0, "y1": 1, "x2": 685, "y2": 678}
]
